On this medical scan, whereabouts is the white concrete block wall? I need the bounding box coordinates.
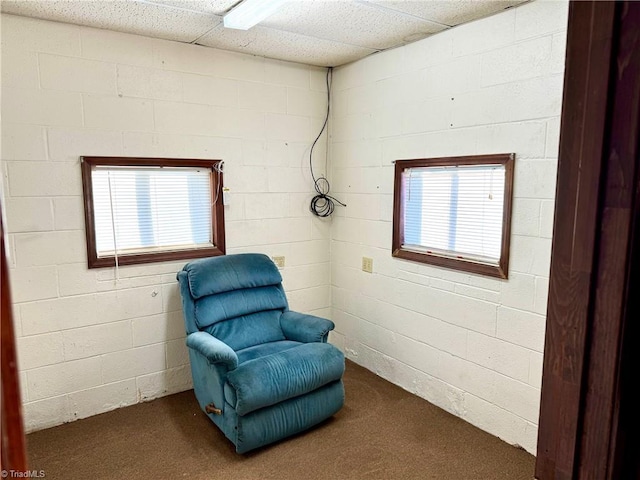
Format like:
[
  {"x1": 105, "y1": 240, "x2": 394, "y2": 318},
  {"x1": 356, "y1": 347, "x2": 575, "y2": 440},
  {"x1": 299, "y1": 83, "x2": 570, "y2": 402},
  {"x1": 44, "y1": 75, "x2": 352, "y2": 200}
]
[
  {"x1": 329, "y1": 0, "x2": 568, "y2": 454},
  {"x1": 1, "y1": 14, "x2": 330, "y2": 432}
]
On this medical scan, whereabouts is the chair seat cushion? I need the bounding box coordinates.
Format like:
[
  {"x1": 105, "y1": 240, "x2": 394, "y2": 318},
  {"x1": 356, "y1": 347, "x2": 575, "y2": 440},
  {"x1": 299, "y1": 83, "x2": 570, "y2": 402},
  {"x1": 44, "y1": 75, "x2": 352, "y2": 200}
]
[
  {"x1": 236, "y1": 340, "x2": 301, "y2": 364},
  {"x1": 224, "y1": 342, "x2": 345, "y2": 416}
]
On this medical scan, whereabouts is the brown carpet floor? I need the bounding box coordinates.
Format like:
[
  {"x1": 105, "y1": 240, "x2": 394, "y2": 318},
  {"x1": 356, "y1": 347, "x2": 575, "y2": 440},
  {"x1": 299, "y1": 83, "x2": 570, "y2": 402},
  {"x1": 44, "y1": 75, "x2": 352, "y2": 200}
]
[{"x1": 27, "y1": 361, "x2": 535, "y2": 479}]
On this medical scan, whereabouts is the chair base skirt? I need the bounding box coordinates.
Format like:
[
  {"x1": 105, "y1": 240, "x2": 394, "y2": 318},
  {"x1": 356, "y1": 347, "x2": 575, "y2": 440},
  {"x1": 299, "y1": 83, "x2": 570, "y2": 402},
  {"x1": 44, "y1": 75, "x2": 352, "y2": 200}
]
[{"x1": 211, "y1": 380, "x2": 344, "y2": 454}]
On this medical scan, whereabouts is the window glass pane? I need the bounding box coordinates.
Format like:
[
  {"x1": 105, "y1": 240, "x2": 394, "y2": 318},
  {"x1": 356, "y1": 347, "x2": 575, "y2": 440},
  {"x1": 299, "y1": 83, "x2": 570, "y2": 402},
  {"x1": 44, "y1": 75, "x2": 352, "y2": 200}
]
[
  {"x1": 402, "y1": 164, "x2": 505, "y2": 263},
  {"x1": 91, "y1": 166, "x2": 212, "y2": 256}
]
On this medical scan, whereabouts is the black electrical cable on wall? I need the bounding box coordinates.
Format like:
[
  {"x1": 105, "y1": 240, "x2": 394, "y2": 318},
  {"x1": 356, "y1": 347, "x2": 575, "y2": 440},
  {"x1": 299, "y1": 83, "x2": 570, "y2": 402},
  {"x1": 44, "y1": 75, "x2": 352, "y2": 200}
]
[{"x1": 309, "y1": 67, "x2": 346, "y2": 217}]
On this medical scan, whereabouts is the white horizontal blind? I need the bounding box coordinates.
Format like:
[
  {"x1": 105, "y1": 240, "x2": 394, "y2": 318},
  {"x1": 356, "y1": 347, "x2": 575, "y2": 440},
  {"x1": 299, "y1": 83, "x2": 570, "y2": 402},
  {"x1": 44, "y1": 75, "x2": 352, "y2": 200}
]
[
  {"x1": 92, "y1": 166, "x2": 213, "y2": 257},
  {"x1": 403, "y1": 164, "x2": 505, "y2": 263}
]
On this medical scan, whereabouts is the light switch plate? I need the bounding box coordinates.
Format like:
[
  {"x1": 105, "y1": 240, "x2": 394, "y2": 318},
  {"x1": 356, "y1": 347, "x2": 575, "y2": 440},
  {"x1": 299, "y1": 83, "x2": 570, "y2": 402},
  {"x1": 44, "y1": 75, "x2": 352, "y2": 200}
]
[{"x1": 362, "y1": 257, "x2": 373, "y2": 273}]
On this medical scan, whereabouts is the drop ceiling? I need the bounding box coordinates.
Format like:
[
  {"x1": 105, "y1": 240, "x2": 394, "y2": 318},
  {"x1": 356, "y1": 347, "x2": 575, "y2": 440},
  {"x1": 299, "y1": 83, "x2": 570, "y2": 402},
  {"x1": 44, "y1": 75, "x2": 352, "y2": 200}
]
[{"x1": 0, "y1": 0, "x2": 528, "y2": 67}]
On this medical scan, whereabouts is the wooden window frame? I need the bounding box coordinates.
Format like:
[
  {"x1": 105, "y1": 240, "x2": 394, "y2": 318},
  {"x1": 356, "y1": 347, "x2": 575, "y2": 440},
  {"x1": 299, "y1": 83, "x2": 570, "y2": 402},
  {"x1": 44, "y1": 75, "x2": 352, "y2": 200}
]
[
  {"x1": 81, "y1": 156, "x2": 226, "y2": 269},
  {"x1": 392, "y1": 153, "x2": 515, "y2": 279}
]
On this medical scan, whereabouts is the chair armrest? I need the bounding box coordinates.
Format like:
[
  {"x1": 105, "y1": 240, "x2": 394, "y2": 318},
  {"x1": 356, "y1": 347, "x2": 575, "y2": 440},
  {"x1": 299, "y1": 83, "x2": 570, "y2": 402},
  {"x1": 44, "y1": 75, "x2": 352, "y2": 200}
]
[
  {"x1": 186, "y1": 332, "x2": 238, "y2": 370},
  {"x1": 280, "y1": 311, "x2": 335, "y2": 343}
]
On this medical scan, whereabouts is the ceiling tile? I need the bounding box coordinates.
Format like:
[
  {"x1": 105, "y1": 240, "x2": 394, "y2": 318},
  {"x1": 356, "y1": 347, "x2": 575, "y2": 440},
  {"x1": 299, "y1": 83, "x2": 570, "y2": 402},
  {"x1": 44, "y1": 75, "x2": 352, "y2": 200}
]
[
  {"x1": 261, "y1": 0, "x2": 445, "y2": 50},
  {"x1": 1, "y1": 0, "x2": 220, "y2": 43},
  {"x1": 197, "y1": 23, "x2": 377, "y2": 67},
  {"x1": 1, "y1": 0, "x2": 533, "y2": 67},
  {"x1": 368, "y1": 0, "x2": 527, "y2": 27}
]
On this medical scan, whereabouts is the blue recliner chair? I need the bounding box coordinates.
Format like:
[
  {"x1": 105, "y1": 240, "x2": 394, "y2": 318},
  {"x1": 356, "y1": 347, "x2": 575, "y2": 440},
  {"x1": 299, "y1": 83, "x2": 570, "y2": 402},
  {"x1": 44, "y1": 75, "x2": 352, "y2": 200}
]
[{"x1": 177, "y1": 253, "x2": 345, "y2": 453}]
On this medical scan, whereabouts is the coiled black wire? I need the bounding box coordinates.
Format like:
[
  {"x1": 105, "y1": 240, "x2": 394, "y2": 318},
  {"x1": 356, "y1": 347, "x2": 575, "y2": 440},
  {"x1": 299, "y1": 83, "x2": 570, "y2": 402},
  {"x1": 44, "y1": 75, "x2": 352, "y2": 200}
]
[{"x1": 309, "y1": 67, "x2": 346, "y2": 217}]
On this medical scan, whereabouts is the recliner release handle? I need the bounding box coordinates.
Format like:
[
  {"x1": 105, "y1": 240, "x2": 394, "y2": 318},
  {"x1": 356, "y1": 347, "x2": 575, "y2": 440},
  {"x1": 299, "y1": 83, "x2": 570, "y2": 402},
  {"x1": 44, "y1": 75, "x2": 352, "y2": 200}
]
[{"x1": 205, "y1": 403, "x2": 222, "y2": 415}]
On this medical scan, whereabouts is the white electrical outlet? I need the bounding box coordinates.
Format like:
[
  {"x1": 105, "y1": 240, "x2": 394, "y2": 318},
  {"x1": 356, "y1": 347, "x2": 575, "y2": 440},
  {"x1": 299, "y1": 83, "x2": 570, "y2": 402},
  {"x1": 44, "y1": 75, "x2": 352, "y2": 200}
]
[
  {"x1": 362, "y1": 257, "x2": 373, "y2": 273},
  {"x1": 272, "y1": 256, "x2": 285, "y2": 268}
]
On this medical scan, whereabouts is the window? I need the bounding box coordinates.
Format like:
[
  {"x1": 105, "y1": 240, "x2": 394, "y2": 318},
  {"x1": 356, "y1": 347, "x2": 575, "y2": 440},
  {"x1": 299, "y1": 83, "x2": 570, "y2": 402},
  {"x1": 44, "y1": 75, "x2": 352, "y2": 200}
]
[
  {"x1": 392, "y1": 154, "x2": 514, "y2": 279},
  {"x1": 81, "y1": 157, "x2": 225, "y2": 268}
]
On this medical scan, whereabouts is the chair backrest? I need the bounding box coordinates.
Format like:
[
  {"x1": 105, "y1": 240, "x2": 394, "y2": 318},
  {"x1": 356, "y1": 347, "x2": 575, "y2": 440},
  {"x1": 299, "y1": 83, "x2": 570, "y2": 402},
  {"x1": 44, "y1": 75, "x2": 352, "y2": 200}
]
[{"x1": 177, "y1": 253, "x2": 289, "y2": 351}]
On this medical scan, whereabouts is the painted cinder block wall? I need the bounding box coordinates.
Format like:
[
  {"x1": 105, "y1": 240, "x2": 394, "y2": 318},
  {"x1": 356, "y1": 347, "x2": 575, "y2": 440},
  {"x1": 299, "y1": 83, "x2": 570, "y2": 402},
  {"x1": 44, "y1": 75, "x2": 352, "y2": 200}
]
[
  {"x1": 1, "y1": 13, "x2": 331, "y2": 432},
  {"x1": 329, "y1": 0, "x2": 568, "y2": 454}
]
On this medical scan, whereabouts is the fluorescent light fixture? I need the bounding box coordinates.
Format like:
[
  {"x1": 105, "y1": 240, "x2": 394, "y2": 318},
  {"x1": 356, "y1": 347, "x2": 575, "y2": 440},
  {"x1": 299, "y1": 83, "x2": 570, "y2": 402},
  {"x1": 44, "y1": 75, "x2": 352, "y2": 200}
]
[{"x1": 223, "y1": 0, "x2": 287, "y2": 30}]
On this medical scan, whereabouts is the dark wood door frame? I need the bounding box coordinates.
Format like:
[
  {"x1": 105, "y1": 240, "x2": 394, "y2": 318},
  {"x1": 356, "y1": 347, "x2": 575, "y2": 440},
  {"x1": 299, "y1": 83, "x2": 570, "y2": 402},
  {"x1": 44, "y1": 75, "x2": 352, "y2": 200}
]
[
  {"x1": 1, "y1": 201, "x2": 28, "y2": 471},
  {"x1": 536, "y1": 1, "x2": 640, "y2": 479}
]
